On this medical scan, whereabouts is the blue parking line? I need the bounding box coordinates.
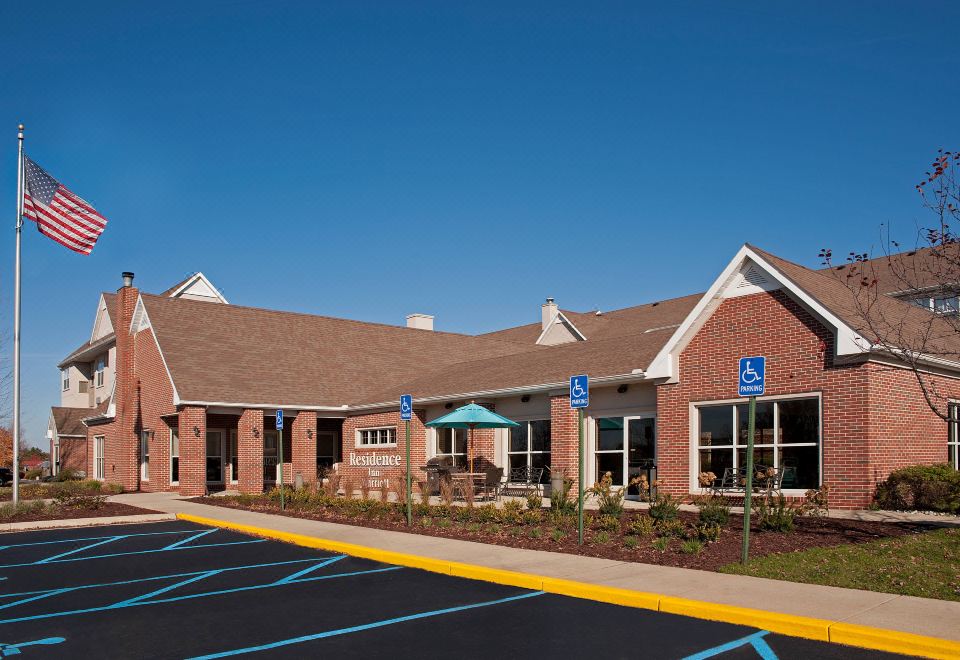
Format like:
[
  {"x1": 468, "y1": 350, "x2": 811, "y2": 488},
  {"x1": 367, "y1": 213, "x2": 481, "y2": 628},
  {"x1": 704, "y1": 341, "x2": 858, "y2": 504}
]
[
  {"x1": 113, "y1": 570, "x2": 223, "y2": 606},
  {"x1": 162, "y1": 528, "x2": 217, "y2": 550},
  {"x1": 0, "y1": 636, "x2": 65, "y2": 655},
  {"x1": 683, "y1": 630, "x2": 778, "y2": 660},
  {"x1": 188, "y1": 591, "x2": 546, "y2": 659},
  {"x1": 0, "y1": 588, "x2": 73, "y2": 612},
  {"x1": 0, "y1": 538, "x2": 266, "y2": 569},
  {"x1": 273, "y1": 556, "x2": 345, "y2": 584},
  {"x1": 0, "y1": 528, "x2": 206, "y2": 550},
  {"x1": 34, "y1": 535, "x2": 127, "y2": 564},
  {"x1": 0, "y1": 565, "x2": 403, "y2": 626}
]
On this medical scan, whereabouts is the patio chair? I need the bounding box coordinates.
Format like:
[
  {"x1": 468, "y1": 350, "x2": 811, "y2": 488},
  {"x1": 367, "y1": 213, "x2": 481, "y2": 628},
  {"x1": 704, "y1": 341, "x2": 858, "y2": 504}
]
[{"x1": 481, "y1": 466, "x2": 505, "y2": 501}]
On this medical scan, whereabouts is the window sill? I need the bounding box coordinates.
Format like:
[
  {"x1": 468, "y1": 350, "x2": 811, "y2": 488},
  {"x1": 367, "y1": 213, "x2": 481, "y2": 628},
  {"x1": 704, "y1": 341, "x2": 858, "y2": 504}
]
[{"x1": 355, "y1": 445, "x2": 398, "y2": 450}]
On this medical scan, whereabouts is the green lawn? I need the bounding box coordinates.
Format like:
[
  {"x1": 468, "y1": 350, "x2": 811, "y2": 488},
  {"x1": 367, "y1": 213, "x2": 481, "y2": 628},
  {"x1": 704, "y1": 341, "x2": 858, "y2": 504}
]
[{"x1": 720, "y1": 528, "x2": 960, "y2": 601}]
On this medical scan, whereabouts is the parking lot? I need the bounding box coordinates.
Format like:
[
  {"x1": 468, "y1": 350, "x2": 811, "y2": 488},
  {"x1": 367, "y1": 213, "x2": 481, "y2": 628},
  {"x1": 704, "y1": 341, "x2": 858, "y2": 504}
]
[{"x1": 0, "y1": 521, "x2": 903, "y2": 659}]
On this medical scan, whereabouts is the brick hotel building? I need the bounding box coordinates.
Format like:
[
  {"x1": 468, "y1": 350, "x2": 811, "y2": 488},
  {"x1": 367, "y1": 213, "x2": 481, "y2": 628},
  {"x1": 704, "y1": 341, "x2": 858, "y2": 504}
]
[{"x1": 47, "y1": 246, "x2": 960, "y2": 508}]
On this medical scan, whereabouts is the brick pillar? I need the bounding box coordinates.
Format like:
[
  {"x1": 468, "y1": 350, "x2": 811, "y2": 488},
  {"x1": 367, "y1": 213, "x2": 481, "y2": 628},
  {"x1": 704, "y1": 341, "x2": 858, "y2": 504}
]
[
  {"x1": 179, "y1": 406, "x2": 207, "y2": 496},
  {"x1": 550, "y1": 395, "x2": 580, "y2": 490},
  {"x1": 112, "y1": 281, "x2": 140, "y2": 491},
  {"x1": 238, "y1": 409, "x2": 264, "y2": 494},
  {"x1": 292, "y1": 411, "x2": 317, "y2": 485}
]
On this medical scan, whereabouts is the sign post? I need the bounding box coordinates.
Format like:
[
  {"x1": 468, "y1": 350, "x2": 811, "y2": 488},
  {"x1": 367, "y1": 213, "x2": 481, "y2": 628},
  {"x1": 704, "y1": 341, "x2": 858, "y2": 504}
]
[
  {"x1": 737, "y1": 356, "x2": 765, "y2": 564},
  {"x1": 570, "y1": 375, "x2": 589, "y2": 546},
  {"x1": 275, "y1": 409, "x2": 285, "y2": 511},
  {"x1": 400, "y1": 394, "x2": 413, "y2": 526}
]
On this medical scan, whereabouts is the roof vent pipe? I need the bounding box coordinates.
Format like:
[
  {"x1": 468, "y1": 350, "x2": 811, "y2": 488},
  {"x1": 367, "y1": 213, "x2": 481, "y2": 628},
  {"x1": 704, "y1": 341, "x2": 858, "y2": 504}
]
[
  {"x1": 121, "y1": 272, "x2": 135, "y2": 288},
  {"x1": 541, "y1": 297, "x2": 558, "y2": 330}
]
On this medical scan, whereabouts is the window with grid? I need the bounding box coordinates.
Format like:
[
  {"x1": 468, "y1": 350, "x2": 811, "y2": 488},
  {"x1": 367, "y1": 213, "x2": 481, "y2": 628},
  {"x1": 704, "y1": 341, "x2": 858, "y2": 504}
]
[
  {"x1": 949, "y1": 403, "x2": 960, "y2": 470},
  {"x1": 357, "y1": 427, "x2": 396, "y2": 447},
  {"x1": 508, "y1": 420, "x2": 550, "y2": 482},
  {"x1": 434, "y1": 428, "x2": 467, "y2": 468},
  {"x1": 697, "y1": 397, "x2": 820, "y2": 489},
  {"x1": 61, "y1": 369, "x2": 69, "y2": 391},
  {"x1": 95, "y1": 356, "x2": 106, "y2": 387}
]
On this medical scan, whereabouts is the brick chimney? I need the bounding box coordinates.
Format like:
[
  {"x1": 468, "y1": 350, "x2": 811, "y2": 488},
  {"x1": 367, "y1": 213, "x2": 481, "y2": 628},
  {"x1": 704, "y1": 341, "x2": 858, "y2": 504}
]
[{"x1": 113, "y1": 271, "x2": 139, "y2": 490}]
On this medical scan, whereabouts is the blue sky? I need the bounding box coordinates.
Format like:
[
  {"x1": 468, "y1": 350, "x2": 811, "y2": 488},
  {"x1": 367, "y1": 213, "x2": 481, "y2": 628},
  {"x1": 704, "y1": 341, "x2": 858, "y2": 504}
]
[{"x1": 1, "y1": 1, "x2": 958, "y2": 446}]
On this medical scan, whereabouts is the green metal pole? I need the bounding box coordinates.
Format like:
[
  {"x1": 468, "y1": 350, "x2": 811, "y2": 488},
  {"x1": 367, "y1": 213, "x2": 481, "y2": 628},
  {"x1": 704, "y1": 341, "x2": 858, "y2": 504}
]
[
  {"x1": 740, "y1": 395, "x2": 756, "y2": 564},
  {"x1": 405, "y1": 419, "x2": 412, "y2": 526},
  {"x1": 578, "y1": 408, "x2": 584, "y2": 546},
  {"x1": 278, "y1": 419, "x2": 285, "y2": 511}
]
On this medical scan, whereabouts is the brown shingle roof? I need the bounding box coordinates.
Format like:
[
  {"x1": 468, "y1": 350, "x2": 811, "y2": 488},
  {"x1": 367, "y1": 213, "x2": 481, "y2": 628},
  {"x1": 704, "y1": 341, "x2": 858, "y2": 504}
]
[
  {"x1": 51, "y1": 407, "x2": 90, "y2": 437},
  {"x1": 160, "y1": 274, "x2": 200, "y2": 297},
  {"x1": 818, "y1": 244, "x2": 960, "y2": 296},
  {"x1": 143, "y1": 294, "x2": 545, "y2": 407}
]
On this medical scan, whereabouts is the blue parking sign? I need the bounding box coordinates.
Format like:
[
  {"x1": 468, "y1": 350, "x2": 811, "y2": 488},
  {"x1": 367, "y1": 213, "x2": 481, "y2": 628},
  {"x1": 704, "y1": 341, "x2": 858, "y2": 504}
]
[
  {"x1": 275, "y1": 409, "x2": 284, "y2": 430},
  {"x1": 738, "y1": 357, "x2": 765, "y2": 397},
  {"x1": 570, "y1": 375, "x2": 589, "y2": 408},
  {"x1": 400, "y1": 394, "x2": 412, "y2": 421}
]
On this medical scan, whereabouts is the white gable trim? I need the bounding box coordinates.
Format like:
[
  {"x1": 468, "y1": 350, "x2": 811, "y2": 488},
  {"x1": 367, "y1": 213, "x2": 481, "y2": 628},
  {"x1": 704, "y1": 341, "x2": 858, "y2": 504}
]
[
  {"x1": 89, "y1": 294, "x2": 115, "y2": 343},
  {"x1": 129, "y1": 295, "x2": 182, "y2": 405},
  {"x1": 646, "y1": 245, "x2": 870, "y2": 381},
  {"x1": 535, "y1": 311, "x2": 587, "y2": 345},
  {"x1": 168, "y1": 272, "x2": 228, "y2": 304}
]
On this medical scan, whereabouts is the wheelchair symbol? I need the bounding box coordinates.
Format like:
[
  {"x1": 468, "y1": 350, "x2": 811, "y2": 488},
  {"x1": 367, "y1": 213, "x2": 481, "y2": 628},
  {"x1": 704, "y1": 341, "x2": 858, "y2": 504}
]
[
  {"x1": 571, "y1": 379, "x2": 587, "y2": 399},
  {"x1": 400, "y1": 399, "x2": 411, "y2": 413},
  {"x1": 740, "y1": 361, "x2": 760, "y2": 384}
]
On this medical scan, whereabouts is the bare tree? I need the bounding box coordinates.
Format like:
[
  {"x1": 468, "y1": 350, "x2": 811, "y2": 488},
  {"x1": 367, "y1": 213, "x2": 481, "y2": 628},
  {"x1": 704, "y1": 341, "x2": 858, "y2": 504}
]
[{"x1": 820, "y1": 149, "x2": 960, "y2": 420}]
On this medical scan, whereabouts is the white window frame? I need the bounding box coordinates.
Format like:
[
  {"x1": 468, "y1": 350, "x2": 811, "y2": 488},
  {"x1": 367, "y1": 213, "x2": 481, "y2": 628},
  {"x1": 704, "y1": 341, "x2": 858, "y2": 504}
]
[
  {"x1": 507, "y1": 419, "x2": 551, "y2": 481},
  {"x1": 433, "y1": 428, "x2": 467, "y2": 467},
  {"x1": 264, "y1": 429, "x2": 280, "y2": 484},
  {"x1": 689, "y1": 392, "x2": 822, "y2": 495},
  {"x1": 140, "y1": 430, "x2": 150, "y2": 481},
  {"x1": 95, "y1": 356, "x2": 106, "y2": 388},
  {"x1": 94, "y1": 435, "x2": 105, "y2": 481},
  {"x1": 170, "y1": 428, "x2": 180, "y2": 486},
  {"x1": 229, "y1": 428, "x2": 239, "y2": 484},
  {"x1": 61, "y1": 368, "x2": 70, "y2": 391},
  {"x1": 356, "y1": 427, "x2": 397, "y2": 448},
  {"x1": 593, "y1": 414, "x2": 657, "y2": 491},
  {"x1": 206, "y1": 428, "x2": 225, "y2": 485},
  {"x1": 949, "y1": 402, "x2": 960, "y2": 470}
]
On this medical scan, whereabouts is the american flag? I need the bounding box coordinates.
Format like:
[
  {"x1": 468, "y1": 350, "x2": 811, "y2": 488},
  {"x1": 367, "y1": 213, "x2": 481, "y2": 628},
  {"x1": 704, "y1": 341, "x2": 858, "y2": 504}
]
[{"x1": 22, "y1": 155, "x2": 107, "y2": 255}]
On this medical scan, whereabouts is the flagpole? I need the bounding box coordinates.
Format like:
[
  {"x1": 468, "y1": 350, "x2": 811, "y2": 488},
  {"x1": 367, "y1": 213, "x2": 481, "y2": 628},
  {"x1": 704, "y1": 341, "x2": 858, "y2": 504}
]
[{"x1": 12, "y1": 124, "x2": 24, "y2": 505}]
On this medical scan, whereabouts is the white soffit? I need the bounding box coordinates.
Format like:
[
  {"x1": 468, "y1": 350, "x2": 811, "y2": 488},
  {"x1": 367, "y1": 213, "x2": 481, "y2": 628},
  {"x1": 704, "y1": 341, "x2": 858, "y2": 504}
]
[{"x1": 645, "y1": 245, "x2": 868, "y2": 381}]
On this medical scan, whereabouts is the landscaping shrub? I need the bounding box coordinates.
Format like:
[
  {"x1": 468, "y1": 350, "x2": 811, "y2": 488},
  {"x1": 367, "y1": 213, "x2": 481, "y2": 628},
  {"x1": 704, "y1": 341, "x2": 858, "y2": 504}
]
[
  {"x1": 626, "y1": 515, "x2": 655, "y2": 537},
  {"x1": 550, "y1": 527, "x2": 566, "y2": 542},
  {"x1": 52, "y1": 467, "x2": 82, "y2": 482},
  {"x1": 53, "y1": 491, "x2": 107, "y2": 510},
  {"x1": 475, "y1": 503, "x2": 499, "y2": 523},
  {"x1": 622, "y1": 535, "x2": 640, "y2": 549},
  {"x1": 500, "y1": 499, "x2": 524, "y2": 524},
  {"x1": 453, "y1": 506, "x2": 472, "y2": 523},
  {"x1": 594, "y1": 530, "x2": 610, "y2": 544},
  {"x1": 0, "y1": 500, "x2": 47, "y2": 520},
  {"x1": 695, "y1": 495, "x2": 730, "y2": 527},
  {"x1": 874, "y1": 464, "x2": 960, "y2": 514},
  {"x1": 419, "y1": 516, "x2": 433, "y2": 527},
  {"x1": 680, "y1": 539, "x2": 704, "y2": 555},
  {"x1": 24, "y1": 469, "x2": 42, "y2": 480},
  {"x1": 520, "y1": 509, "x2": 542, "y2": 525},
  {"x1": 753, "y1": 493, "x2": 799, "y2": 532},
  {"x1": 526, "y1": 491, "x2": 543, "y2": 510},
  {"x1": 550, "y1": 476, "x2": 576, "y2": 514},
  {"x1": 695, "y1": 522, "x2": 722, "y2": 543},
  {"x1": 595, "y1": 514, "x2": 621, "y2": 533},
  {"x1": 528, "y1": 527, "x2": 543, "y2": 539},
  {"x1": 587, "y1": 472, "x2": 625, "y2": 516},
  {"x1": 654, "y1": 518, "x2": 686, "y2": 538},
  {"x1": 648, "y1": 492, "x2": 680, "y2": 522},
  {"x1": 803, "y1": 485, "x2": 830, "y2": 517},
  {"x1": 651, "y1": 536, "x2": 670, "y2": 552}
]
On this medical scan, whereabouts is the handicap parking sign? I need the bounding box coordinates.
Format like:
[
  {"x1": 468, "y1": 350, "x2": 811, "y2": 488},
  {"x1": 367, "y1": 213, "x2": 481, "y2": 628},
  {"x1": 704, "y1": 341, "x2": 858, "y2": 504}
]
[
  {"x1": 738, "y1": 357, "x2": 765, "y2": 397},
  {"x1": 400, "y1": 394, "x2": 412, "y2": 421},
  {"x1": 275, "y1": 409, "x2": 283, "y2": 430},
  {"x1": 570, "y1": 375, "x2": 589, "y2": 408}
]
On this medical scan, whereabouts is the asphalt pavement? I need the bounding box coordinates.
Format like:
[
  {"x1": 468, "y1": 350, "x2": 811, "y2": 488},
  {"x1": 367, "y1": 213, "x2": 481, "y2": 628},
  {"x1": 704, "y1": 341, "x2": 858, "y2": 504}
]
[{"x1": 0, "y1": 521, "x2": 906, "y2": 659}]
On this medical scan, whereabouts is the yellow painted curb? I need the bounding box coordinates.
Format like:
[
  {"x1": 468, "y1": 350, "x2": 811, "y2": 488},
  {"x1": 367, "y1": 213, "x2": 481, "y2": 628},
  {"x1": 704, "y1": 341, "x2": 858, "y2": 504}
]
[
  {"x1": 829, "y1": 622, "x2": 960, "y2": 660},
  {"x1": 659, "y1": 595, "x2": 831, "y2": 642},
  {"x1": 177, "y1": 513, "x2": 959, "y2": 659}
]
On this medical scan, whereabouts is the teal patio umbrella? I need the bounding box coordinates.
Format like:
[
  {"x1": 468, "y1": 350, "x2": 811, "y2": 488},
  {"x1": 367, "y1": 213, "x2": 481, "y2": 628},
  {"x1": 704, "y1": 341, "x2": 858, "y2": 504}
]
[{"x1": 426, "y1": 403, "x2": 519, "y2": 473}]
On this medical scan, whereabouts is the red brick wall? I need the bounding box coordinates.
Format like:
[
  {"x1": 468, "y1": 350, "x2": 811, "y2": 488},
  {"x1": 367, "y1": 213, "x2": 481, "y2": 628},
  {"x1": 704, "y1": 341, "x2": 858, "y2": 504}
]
[
  {"x1": 341, "y1": 410, "x2": 426, "y2": 496},
  {"x1": 292, "y1": 411, "x2": 318, "y2": 485},
  {"x1": 178, "y1": 406, "x2": 207, "y2": 496},
  {"x1": 656, "y1": 289, "x2": 960, "y2": 508},
  {"x1": 58, "y1": 437, "x2": 88, "y2": 475},
  {"x1": 550, "y1": 395, "x2": 581, "y2": 490},
  {"x1": 238, "y1": 409, "x2": 264, "y2": 494},
  {"x1": 108, "y1": 285, "x2": 140, "y2": 491},
  {"x1": 134, "y1": 328, "x2": 177, "y2": 492}
]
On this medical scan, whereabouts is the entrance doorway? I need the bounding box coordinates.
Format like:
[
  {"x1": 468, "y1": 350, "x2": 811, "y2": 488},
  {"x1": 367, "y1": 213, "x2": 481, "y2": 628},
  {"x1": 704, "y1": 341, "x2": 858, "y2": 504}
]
[
  {"x1": 206, "y1": 429, "x2": 225, "y2": 485},
  {"x1": 594, "y1": 415, "x2": 656, "y2": 499}
]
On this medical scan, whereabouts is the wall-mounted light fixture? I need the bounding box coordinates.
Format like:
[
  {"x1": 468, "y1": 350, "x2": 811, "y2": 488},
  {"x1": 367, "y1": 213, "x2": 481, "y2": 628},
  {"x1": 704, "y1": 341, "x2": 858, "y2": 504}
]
[
  {"x1": 193, "y1": 426, "x2": 200, "y2": 437},
  {"x1": 253, "y1": 427, "x2": 260, "y2": 439},
  {"x1": 520, "y1": 395, "x2": 531, "y2": 403},
  {"x1": 617, "y1": 384, "x2": 629, "y2": 394},
  {"x1": 306, "y1": 429, "x2": 314, "y2": 439},
  {"x1": 444, "y1": 402, "x2": 453, "y2": 409}
]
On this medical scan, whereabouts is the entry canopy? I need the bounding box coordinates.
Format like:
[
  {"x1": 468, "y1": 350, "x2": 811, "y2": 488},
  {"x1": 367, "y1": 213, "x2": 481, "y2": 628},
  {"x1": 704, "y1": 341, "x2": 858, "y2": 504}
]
[
  {"x1": 425, "y1": 403, "x2": 520, "y2": 430},
  {"x1": 426, "y1": 403, "x2": 519, "y2": 474}
]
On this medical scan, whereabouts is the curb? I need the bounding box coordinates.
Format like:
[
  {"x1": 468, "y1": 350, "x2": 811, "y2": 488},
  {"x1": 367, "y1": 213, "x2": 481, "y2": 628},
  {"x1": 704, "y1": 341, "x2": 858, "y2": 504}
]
[
  {"x1": 0, "y1": 513, "x2": 176, "y2": 532},
  {"x1": 177, "y1": 513, "x2": 960, "y2": 660}
]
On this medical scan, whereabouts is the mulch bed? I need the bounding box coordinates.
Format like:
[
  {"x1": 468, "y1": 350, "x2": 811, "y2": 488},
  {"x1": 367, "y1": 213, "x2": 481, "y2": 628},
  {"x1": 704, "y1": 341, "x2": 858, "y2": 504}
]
[
  {"x1": 192, "y1": 497, "x2": 929, "y2": 571},
  {"x1": 0, "y1": 502, "x2": 158, "y2": 524}
]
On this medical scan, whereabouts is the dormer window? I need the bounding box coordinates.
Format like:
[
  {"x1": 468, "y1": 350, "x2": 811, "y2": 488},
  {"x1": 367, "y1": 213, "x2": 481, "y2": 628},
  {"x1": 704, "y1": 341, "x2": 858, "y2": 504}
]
[
  {"x1": 909, "y1": 294, "x2": 959, "y2": 314},
  {"x1": 61, "y1": 369, "x2": 69, "y2": 391},
  {"x1": 95, "y1": 356, "x2": 106, "y2": 388}
]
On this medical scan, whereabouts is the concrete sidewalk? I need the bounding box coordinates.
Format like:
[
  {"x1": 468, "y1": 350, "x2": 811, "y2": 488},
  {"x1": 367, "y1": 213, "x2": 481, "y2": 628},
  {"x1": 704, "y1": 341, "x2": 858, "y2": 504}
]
[{"x1": 111, "y1": 492, "x2": 960, "y2": 644}]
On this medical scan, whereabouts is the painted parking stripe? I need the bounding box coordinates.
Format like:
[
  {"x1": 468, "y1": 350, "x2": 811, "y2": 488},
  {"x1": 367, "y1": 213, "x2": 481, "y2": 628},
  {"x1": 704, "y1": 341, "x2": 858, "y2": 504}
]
[
  {"x1": 0, "y1": 538, "x2": 266, "y2": 569},
  {"x1": 683, "y1": 630, "x2": 778, "y2": 660},
  {"x1": 187, "y1": 591, "x2": 546, "y2": 659},
  {"x1": 162, "y1": 528, "x2": 217, "y2": 550},
  {"x1": 34, "y1": 535, "x2": 128, "y2": 564},
  {"x1": 273, "y1": 556, "x2": 345, "y2": 584},
  {"x1": 0, "y1": 528, "x2": 208, "y2": 550},
  {"x1": 114, "y1": 570, "x2": 224, "y2": 606}
]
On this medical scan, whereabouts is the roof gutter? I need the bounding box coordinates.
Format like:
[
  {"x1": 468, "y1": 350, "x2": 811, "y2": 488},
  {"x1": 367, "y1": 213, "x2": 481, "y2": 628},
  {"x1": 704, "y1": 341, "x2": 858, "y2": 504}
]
[
  {"x1": 347, "y1": 370, "x2": 649, "y2": 412},
  {"x1": 176, "y1": 400, "x2": 350, "y2": 412}
]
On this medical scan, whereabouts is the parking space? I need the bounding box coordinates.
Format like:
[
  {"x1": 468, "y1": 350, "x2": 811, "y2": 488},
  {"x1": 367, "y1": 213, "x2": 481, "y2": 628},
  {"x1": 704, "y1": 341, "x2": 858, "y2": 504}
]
[{"x1": 0, "y1": 521, "x2": 902, "y2": 659}]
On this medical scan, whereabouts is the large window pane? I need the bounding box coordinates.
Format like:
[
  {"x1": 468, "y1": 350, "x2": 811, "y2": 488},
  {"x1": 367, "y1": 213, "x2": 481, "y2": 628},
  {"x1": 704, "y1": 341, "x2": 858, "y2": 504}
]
[
  {"x1": 531, "y1": 452, "x2": 550, "y2": 482},
  {"x1": 530, "y1": 420, "x2": 551, "y2": 452},
  {"x1": 596, "y1": 453, "x2": 624, "y2": 486},
  {"x1": 737, "y1": 447, "x2": 775, "y2": 471},
  {"x1": 737, "y1": 402, "x2": 774, "y2": 445},
  {"x1": 779, "y1": 445, "x2": 819, "y2": 489},
  {"x1": 597, "y1": 417, "x2": 624, "y2": 451},
  {"x1": 509, "y1": 454, "x2": 528, "y2": 474},
  {"x1": 698, "y1": 448, "x2": 733, "y2": 478},
  {"x1": 699, "y1": 406, "x2": 733, "y2": 446},
  {"x1": 454, "y1": 429, "x2": 467, "y2": 454},
  {"x1": 509, "y1": 424, "x2": 528, "y2": 452},
  {"x1": 779, "y1": 399, "x2": 819, "y2": 444}
]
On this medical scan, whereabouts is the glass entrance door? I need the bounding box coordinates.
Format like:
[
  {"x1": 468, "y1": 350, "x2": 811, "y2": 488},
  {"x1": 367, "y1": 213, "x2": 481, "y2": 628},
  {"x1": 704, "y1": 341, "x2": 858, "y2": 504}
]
[
  {"x1": 626, "y1": 417, "x2": 656, "y2": 498},
  {"x1": 206, "y1": 430, "x2": 224, "y2": 485},
  {"x1": 595, "y1": 415, "x2": 656, "y2": 498}
]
